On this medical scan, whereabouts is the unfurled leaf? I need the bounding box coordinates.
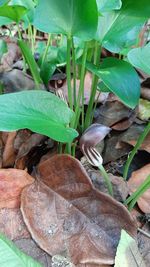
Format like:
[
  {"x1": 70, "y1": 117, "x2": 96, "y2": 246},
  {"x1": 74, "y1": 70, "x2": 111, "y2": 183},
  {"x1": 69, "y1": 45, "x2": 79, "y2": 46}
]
[
  {"x1": 115, "y1": 230, "x2": 146, "y2": 267},
  {"x1": 33, "y1": 0, "x2": 98, "y2": 40},
  {"x1": 0, "y1": 234, "x2": 42, "y2": 267},
  {"x1": 87, "y1": 58, "x2": 140, "y2": 108},
  {"x1": 0, "y1": 168, "x2": 34, "y2": 208},
  {"x1": 0, "y1": 5, "x2": 27, "y2": 23},
  {"x1": 96, "y1": 0, "x2": 122, "y2": 12},
  {"x1": 0, "y1": 91, "x2": 78, "y2": 143},
  {"x1": 128, "y1": 43, "x2": 150, "y2": 75},
  {"x1": 96, "y1": 0, "x2": 150, "y2": 53},
  {"x1": 21, "y1": 155, "x2": 136, "y2": 266},
  {"x1": 139, "y1": 99, "x2": 150, "y2": 121}
]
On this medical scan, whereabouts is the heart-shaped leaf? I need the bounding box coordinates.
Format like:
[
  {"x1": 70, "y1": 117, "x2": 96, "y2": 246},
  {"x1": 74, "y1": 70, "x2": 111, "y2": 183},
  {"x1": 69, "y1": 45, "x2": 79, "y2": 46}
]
[
  {"x1": 0, "y1": 91, "x2": 78, "y2": 143},
  {"x1": 87, "y1": 57, "x2": 140, "y2": 108},
  {"x1": 21, "y1": 155, "x2": 137, "y2": 265},
  {"x1": 96, "y1": 0, "x2": 150, "y2": 53},
  {"x1": 128, "y1": 43, "x2": 150, "y2": 75},
  {"x1": 0, "y1": 4, "x2": 27, "y2": 23},
  {"x1": 0, "y1": 234, "x2": 42, "y2": 267},
  {"x1": 96, "y1": 0, "x2": 122, "y2": 13},
  {"x1": 33, "y1": 0, "x2": 98, "y2": 40}
]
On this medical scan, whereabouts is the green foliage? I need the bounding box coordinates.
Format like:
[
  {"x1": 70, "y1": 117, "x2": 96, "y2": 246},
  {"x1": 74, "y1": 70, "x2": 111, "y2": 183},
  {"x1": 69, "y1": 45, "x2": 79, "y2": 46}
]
[
  {"x1": 0, "y1": 0, "x2": 9, "y2": 6},
  {"x1": 87, "y1": 58, "x2": 140, "y2": 108},
  {"x1": 0, "y1": 4, "x2": 27, "y2": 23},
  {"x1": 33, "y1": 0, "x2": 98, "y2": 40},
  {"x1": 128, "y1": 43, "x2": 150, "y2": 75},
  {"x1": 96, "y1": 0, "x2": 122, "y2": 13},
  {"x1": 0, "y1": 39, "x2": 7, "y2": 61},
  {"x1": 0, "y1": 234, "x2": 42, "y2": 267},
  {"x1": 96, "y1": 0, "x2": 150, "y2": 53},
  {"x1": 18, "y1": 40, "x2": 42, "y2": 87},
  {"x1": 0, "y1": 91, "x2": 78, "y2": 143}
]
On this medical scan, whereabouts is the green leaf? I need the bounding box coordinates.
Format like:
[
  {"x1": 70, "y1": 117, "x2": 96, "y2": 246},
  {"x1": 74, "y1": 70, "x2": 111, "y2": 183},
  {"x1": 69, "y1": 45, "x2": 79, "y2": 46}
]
[
  {"x1": 0, "y1": 4, "x2": 27, "y2": 23},
  {"x1": 18, "y1": 40, "x2": 42, "y2": 87},
  {"x1": 128, "y1": 43, "x2": 150, "y2": 75},
  {"x1": 115, "y1": 230, "x2": 146, "y2": 267},
  {"x1": 0, "y1": 0, "x2": 9, "y2": 6},
  {"x1": 87, "y1": 57, "x2": 140, "y2": 108},
  {"x1": 10, "y1": 0, "x2": 35, "y2": 24},
  {"x1": 96, "y1": 0, "x2": 122, "y2": 12},
  {"x1": 0, "y1": 16, "x2": 12, "y2": 26},
  {"x1": 33, "y1": 0, "x2": 98, "y2": 40},
  {"x1": 40, "y1": 62, "x2": 56, "y2": 86},
  {"x1": 0, "y1": 233, "x2": 42, "y2": 267},
  {"x1": 96, "y1": 0, "x2": 150, "y2": 53},
  {"x1": 0, "y1": 39, "x2": 7, "y2": 61},
  {"x1": 0, "y1": 91, "x2": 78, "y2": 143}
]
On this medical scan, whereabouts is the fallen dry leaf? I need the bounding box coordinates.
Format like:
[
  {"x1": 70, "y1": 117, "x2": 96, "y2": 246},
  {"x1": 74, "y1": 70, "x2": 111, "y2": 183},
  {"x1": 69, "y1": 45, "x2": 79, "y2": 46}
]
[
  {"x1": 128, "y1": 164, "x2": 150, "y2": 213},
  {"x1": 2, "y1": 131, "x2": 17, "y2": 167},
  {"x1": 21, "y1": 155, "x2": 137, "y2": 266},
  {"x1": 0, "y1": 208, "x2": 30, "y2": 240},
  {"x1": 0, "y1": 169, "x2": 34, "y2": 208},
  {"x1": 120, "y1": 124, "x2": 150, "y2": 153}
]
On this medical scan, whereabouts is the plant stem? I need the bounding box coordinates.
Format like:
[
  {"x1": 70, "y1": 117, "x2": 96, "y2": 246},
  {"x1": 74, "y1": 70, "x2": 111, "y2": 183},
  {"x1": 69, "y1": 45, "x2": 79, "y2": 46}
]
[
  {"x1": 42, "y1": 34, "x2": 51, "y2": 65},
  {"x1": 84, "y1": 42, "x2": 101, "y2": 130},
  {"x1": 17, "y1": 24, "x2": 26, "y2": 72},
  {"x1": 98, "y1": 164, "x2": 114, "y2": 197},
  {"x1": 71, "y1": 37, "x2": 77, "y2": 108},
  {"x1": 73, "y1": 42, "x2": 88, "y2": 129},
  {"x1": 123, "y1": 121, "x2": 150, "y2": 180},
  {"x1": 124, "y1": 174, "x2": 150, "y2": 211},
  {"x1": 124, "y1": 175, "x2": 150, "y2": 209},
  {"x1": 66, "y1": 37, "x2": 73, "y2": 110}
]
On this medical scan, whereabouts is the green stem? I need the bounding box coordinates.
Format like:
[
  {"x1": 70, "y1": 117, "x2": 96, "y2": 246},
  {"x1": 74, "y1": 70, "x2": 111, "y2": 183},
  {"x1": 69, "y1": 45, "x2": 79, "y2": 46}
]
[
  {"x1": 98, "y1": 164, "x2": 114, "y2": 197},
  {"x1": 17, "y1": 24, "x2": 26, "y2": 72},
  {"x1": 71, "y1": 37, "x2": 77, "y2": 108},
  {"x1": 66, "y1": 37, "x2": 73, "y2": 110},
  {"x1": 84, "y1": 42, "x2": 101, "y2": 130},
  {"x1": 123, "y1": 121, "x2": 150, "y2": 180},
  {"x1": 73, "y1": 42, "x2": 88, "y2": 129},
  {"x1": 42, "y1": 34, "x2": 51, "y2": 65},
  {"x1": 124, "y1": 174, "x2": 150, "y2": 211}
]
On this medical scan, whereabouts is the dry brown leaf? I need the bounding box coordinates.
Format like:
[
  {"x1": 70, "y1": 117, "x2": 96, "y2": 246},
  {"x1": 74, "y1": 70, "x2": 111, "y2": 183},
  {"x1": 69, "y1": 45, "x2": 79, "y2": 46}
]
[
  {"x1": 128, "y1": 164, "x2": 150, "y2": 213},
  {"x1": 21, "y1": 155, "x2": 137, "y2": 266},
  {"x1": 121, "y1": 124, "x2": 150, "y2": 153},
  {"x1": 1, "y1": 41, "x2": 21, "y2": 71},
  {"x1": 0, "y1": 169, "x2": 34, "y2": 208},
  {"x1": 0, "y1": 208, "x2": 30, "y2": 240},
  {"x1": 2, "y1": 131, "x2": 17, "y2": 167}
]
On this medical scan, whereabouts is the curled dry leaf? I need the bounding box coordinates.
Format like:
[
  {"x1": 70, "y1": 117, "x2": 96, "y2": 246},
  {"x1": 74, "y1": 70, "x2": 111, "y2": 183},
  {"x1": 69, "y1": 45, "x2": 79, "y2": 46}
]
[
  {"x1": 128, "y1": 164, "x2": 150, "y2": 213},
  {"x1": 0, "y1": 169, "x2": 34, "y2": 209},
  {"x1": 21, "y1": 155, "x2": 137, "y2": 266}
]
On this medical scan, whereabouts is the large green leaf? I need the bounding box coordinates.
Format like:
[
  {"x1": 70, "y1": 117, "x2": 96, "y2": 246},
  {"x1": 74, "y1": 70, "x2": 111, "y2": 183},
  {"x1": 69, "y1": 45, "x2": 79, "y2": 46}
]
[
  {"x1": 0, "y1": 4, "x2": 27, "y2": 22},
  {"x1": 87, "y1": 57, "x2": 140, "y2": 108},
  {"x1": 0, "y1": 91, "x2": 78, "y2": 143},
  {"x1": 33, "y1": 0, "x2": 98, "y2": 40},
  {"x1": 96, "y1": 0, "x2": 122, "y2": 12},
  {"x1": 96, "y1": 0, "x2": 150, "y2": 53},
  {"x1": 10, "y1": 0, "x2": 35, "y2": 24},
  {"x1": 115, "y1": 230, "x2": 146, "y2": 267},
  {"x1": 0, "y1": 234, "x2": 42, "y2": 267},
  {"x1": 128, "y1": 43, "x2": 150, "y2": 75}
]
